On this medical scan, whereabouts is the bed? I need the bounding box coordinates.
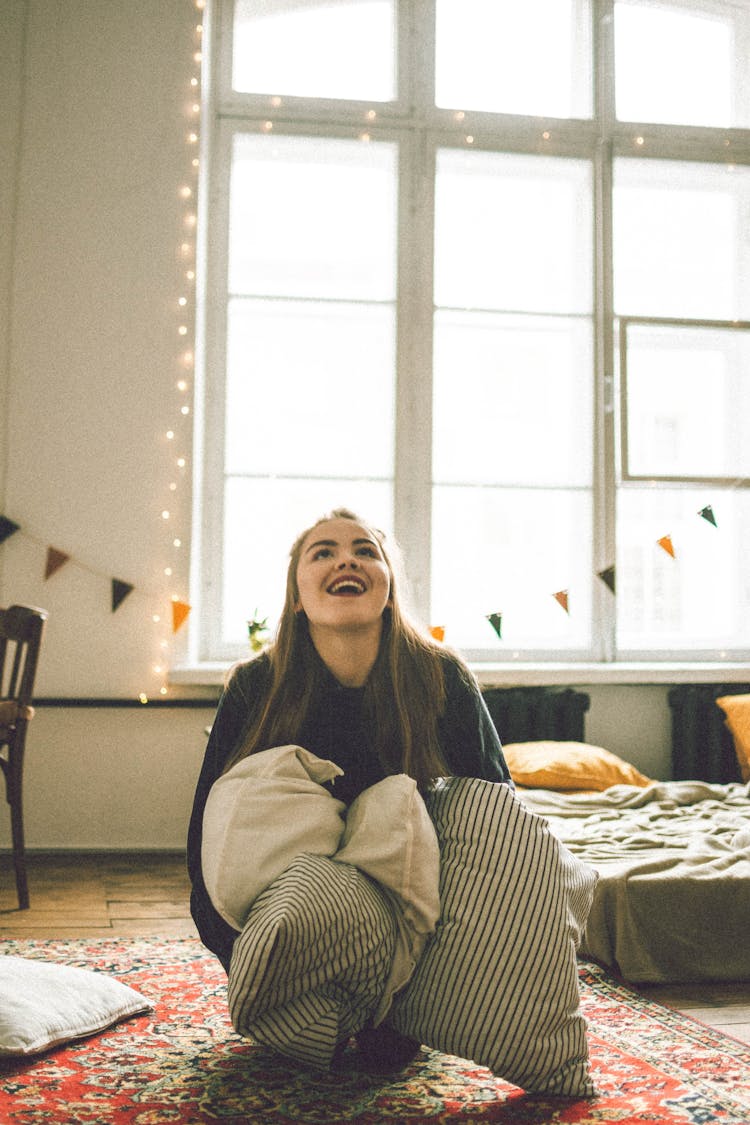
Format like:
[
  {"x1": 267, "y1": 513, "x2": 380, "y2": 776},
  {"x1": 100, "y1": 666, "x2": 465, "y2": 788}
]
[{"x1": 481, "y1": 687, "x2": 750, "y2": 984}]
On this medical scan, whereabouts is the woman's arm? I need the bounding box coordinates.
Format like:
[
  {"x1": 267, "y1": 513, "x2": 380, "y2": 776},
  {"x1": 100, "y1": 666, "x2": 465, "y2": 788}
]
[
  {"x1": 439, "y1": 657, "x2": 514, "y2": 785},
  {"x1": 186, "y1": 658, "x2": 269, "y2": 970}
]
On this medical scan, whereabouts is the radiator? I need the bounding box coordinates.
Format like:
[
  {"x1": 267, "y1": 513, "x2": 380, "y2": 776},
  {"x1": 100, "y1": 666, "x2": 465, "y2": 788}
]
[
  {"x1": 667, "y1": 683, "x2": 749, "y2": 783},
  {"x1": 481, "y1": 687, "x2": 590, "y2": 745}
]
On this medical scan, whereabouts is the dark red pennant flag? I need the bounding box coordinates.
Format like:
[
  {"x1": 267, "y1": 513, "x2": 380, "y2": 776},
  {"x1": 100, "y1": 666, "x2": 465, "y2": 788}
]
[{"x1": 45, "y1": 547, "x2": 71, "y2": 579}]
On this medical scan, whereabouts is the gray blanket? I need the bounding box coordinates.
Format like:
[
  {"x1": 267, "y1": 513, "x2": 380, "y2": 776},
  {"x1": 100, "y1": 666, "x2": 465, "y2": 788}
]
[{"x1": 518, "y1": 781, "x2": 750, "y2": 982}]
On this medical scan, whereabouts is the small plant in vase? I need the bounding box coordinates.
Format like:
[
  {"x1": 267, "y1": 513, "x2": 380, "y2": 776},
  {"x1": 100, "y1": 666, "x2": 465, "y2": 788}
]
[{"x1": 247, "y1": 611, "x2": 269, "y2": 653}]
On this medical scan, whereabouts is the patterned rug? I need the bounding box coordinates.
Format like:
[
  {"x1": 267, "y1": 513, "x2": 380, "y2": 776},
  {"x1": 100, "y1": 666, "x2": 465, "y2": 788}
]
[{"x1": 1, "y1": 938, "x2": 748, "y2": 1124}]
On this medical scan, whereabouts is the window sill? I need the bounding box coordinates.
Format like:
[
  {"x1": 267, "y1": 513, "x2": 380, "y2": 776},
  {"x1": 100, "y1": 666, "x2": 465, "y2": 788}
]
[{"x1": 169, "y1": 661, "x2": 750, "y2": 689}]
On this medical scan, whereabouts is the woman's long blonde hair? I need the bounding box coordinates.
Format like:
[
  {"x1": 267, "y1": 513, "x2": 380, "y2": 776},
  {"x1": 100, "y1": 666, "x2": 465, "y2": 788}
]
[{"x1": 223, "y1": 508, "x2": 452, "y2": 787}]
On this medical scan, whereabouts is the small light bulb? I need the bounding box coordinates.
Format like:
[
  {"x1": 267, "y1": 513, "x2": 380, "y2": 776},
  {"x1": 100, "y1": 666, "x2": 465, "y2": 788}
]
[
  {"x1": 270, "y1": 95, "x2": 282, "y2": 107},
  {"x1": 164, "y1": 567, "x2": 173, "y2": 576},
  {"x1": 366, "y1": 109, "x2": 376, "y2": 121},
  {"x1": 186, "y1": 270, "x2": 195, "y2": 281},
  {"x1": 454, "y1": 111, "x2": 465, "y2": 122},
  {"x1": 183, "y1": 351, "x2": 194, "y2": 365},
  {"x1": 194, "y1": 51, "x2": 202, "y2": 62},
  {"x1": 178, "y1": 325, "x2": 188, "y2": 336},
  {"x1": 181, "y1": 405, "x2": 190, "y2": 416},
  {"x1": 191, "y1": 158, "x2": 199, "y2": 169},
  {"x1": 262, "y1": 121, "x2": 273, "y2": 132},
  {"x1": 178, "y1": 297, "x2": 187, "y2": 307},
  {"x1": 179, "y1": 186, "x2": 192, "y2": 199},
  {"x1": 188, "y1": 132, "x2": 198, "y2": 144},
  {"x1": 166, "y1": 430, "x2": 175, "y2": 440},
  {"x1": 139, "y1": 693, "x2": 149, "y2": 704},
  {"x1": 169, "y1": 482, "x2": 177, "y2": 491},
  {"x1": 160, "y1": 686, "x2": 168, "y2": 696},
  {"x1": 173, "y1": 538, "x2": 182, "y2": 548},
  {"x1": 152, "y1": 614, "x2": 161, "y2": 623},
  {"x1": 177, "y1": 457, "x2": 186, "y2": 468},
  {"x1": 177, "y1": 379, "x2": 188, "y2": 391},
  {"x1": 635, "y1": 135, "x2": 645, "y2": 146},
  {"x1": 360, "y1": 132, "x2": 371, "y2": 143},
  {"x1": 162, "y1": 510, "x2": 170, "y2": 520},
  {"x1": 465, "y1": 135, "x2": 474, "y2": 144}
]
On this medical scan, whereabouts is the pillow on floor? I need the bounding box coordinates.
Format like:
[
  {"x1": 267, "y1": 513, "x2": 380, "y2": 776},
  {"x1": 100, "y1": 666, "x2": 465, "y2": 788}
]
[
  {"x1": 228, "y1": 852, "x2": 397, "y2": 1068},
  {"x1": 0, "y1": 956, "x2": 152, "y2": 1057},
  {"x1": 389, "y1": 777, "x2": 598, "y2": 1096}
]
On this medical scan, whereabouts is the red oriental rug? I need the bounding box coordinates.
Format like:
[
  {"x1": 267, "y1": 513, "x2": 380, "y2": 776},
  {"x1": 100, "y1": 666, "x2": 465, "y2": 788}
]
[{"x1": 0, "y1": 938, "x2": 748, "y2": 1124}]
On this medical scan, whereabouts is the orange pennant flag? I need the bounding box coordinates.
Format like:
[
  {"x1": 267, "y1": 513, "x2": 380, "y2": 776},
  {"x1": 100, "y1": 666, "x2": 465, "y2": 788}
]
[
  {"x1": 657, "y1": 534, "x2": 675, "y2": 558},
  {"x1": 172, "y1": 600, "x2": 191, "y2": 633},
  {"x1": 553, "y1": 590, "x2": 569, "y2": 614},
  {"x1": 429, "y1": 625, "x2": 445, "y2": 642},
  {"x1": 45, "y1": 546, "x2": 71, "y2": 579}
]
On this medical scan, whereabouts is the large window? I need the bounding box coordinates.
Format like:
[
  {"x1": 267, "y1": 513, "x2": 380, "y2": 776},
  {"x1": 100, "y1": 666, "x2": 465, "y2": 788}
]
[{"x1": 195, "y1": 0, "x2": 750, "y2": 667}]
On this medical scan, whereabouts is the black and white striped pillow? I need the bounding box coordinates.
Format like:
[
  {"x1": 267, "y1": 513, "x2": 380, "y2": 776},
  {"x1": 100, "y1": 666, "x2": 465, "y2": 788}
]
[
  {"x1": 228, "y1": 852, "x2": 397, "y2": 1068},
  {"x1": 390, "y1": 777, "x2": 597, "y2": 1096}
]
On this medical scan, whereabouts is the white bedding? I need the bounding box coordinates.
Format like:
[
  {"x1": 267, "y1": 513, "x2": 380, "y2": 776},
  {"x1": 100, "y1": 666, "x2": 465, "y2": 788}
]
[{"x1": 518, "y1": 780, "x2": 750, "y2": 982}]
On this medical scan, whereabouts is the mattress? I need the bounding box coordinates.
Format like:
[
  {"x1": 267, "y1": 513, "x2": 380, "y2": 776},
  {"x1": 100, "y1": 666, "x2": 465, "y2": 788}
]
[{"x1": 518, "y1": 780, "x2": 750, "y2": 983}]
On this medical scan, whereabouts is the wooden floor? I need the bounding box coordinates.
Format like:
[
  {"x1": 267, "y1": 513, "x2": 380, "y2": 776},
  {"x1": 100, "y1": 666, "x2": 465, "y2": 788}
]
[{"x1": 2, "y1": 852, "x2": 749, "y2": 1047}]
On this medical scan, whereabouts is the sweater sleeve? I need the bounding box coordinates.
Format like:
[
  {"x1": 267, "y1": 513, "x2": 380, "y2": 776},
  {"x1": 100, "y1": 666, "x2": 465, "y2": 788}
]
[
  {"x1": 186, "y1": 659, "x2": 267, "y2": 971},
  {"x1": 439, "y1": 657, "x2": 514, "y2": 786}
]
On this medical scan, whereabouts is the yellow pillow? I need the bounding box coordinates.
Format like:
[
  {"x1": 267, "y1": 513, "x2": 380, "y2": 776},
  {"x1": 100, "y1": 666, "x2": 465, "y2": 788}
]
[
  {"x1": 503, "y1": 741, "x2": 652, "y2": 791},
  {"x1": 715, "y1": 694, "x2": 750, "y2": 782}
]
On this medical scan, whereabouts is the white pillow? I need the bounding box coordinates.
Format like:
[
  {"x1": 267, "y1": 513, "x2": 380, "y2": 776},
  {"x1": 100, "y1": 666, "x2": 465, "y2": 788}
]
[
  {"x1": 390, "y1": 777, "x2": 598, "y2": 1096},
  {"x1": 201, "y1": 744, "x2": 347, "y2": 930},
  {"x1": 0, "y1": 956, "x2": 152, "y2": 1057}
]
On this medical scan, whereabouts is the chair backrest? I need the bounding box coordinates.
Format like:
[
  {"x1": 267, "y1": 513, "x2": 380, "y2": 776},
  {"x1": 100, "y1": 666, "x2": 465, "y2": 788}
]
[{"x1": 0, "y1": 605, "x2": 48, "y2": 709}]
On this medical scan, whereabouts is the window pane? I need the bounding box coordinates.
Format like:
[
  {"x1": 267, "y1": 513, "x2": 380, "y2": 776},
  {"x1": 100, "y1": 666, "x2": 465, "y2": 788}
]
[
  {"x1": 435, "y1": 0, "x2": 593, "y2": 119},
  {"x1": 617, "y1": 487, "x2": 750, "y2": 654},
  {"x1": 433, "y1": 311, "x2": 592, "y2": 486},
  {"x1": 225, "y1": 299, "x2": 395, "y2": 479},
  {"x1": 623, "y1": 323, "x2": 750, "y2": 479},
  {"x1": 431, "y1": 487, "x2": 593, "y2": 652},
  {"x1": 435, "y1": 149, "x2": 593, "y2": 314},
  {"x1": 222, "y1": 478, "x2": 393, "y2": 646},
  {"x1": 228, "y1": 134, "x2": 397, "y2": 301},
  {"x1": 613, "y1": 160, "x2": 750, "y2": 320},
  {"x1": 615, "y1": 1, "x2": 750, "y2": 128},
  {"x1": 232, "y1": 0, "x2": 396, "y2": 101}
]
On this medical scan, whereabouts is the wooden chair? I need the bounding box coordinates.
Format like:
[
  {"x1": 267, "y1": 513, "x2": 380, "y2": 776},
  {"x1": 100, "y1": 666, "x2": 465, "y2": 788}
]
[{"x1": 0, "y1": 605, "x2": 47, "y2": 909}]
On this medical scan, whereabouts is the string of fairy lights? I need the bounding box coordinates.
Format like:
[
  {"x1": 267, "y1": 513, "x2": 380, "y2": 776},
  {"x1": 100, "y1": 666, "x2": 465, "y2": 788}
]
[{"x1": 141, "y1": 0, "x2": 206, "y2": 702}]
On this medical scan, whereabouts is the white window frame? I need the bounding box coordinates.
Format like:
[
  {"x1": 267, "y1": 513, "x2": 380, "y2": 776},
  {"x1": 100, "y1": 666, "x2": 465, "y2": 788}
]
[{"x1": 188, "y1": 0, "x2": 750, "y2": 675}]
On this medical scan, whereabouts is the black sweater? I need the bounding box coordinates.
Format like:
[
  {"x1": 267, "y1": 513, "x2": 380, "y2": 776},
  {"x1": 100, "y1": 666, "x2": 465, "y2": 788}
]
[{"x1": 187, "y1": 651, "x2": 513, "y2": 970}]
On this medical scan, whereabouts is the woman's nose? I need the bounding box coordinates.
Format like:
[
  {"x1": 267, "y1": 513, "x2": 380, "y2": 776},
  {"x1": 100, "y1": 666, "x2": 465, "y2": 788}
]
[{"x1": 338, "y1": 556, "x2": 358, "y2": 568}]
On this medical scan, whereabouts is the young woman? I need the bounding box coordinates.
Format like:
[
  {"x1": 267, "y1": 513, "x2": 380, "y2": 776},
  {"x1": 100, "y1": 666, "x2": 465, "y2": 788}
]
[{"x1": 187, "y1": 508, "x2": 513, "y2": 1065}]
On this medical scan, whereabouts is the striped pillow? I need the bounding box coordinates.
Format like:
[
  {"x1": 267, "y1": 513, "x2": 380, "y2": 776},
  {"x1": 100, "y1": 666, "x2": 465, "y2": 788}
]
[
  {"x1": 390, "y1": 777, "x2": 597, "y2": 1096},
  {"x1": 228, "y1": 853, "x2": 397, "y2": 1068}
]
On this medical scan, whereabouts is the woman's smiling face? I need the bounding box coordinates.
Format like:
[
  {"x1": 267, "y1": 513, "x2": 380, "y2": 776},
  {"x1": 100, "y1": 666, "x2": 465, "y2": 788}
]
[{"x1": 295, "y1": 517, "x2": 391, "y2": 633}]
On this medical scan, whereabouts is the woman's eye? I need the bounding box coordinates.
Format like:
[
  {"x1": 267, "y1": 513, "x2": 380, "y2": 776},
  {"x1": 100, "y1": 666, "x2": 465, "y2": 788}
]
[
  {"x1": 357, "y1": 546, "x2": 377, "y2": 558},
  {"x1": 312, "y1": 547, "x2": 333, "y2": 560}
]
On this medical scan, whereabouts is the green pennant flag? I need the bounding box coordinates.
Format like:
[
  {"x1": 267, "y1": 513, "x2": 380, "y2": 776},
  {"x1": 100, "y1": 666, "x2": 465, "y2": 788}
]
[
  {"x1": 0, "y1": 516, "x2": 20, "y2": 545},
  {"x1": 111, "y1": 578, "x2": 134, "y2": 612},
  {"x1": 487, "y1": 611, "x2": 503, "y2": 639},
  {"x1": 598, "y1": 565, "x2": 616, "y2": 594},
  {"x1": 698, "y1": 505, "x2": 717, "y2": 527}
]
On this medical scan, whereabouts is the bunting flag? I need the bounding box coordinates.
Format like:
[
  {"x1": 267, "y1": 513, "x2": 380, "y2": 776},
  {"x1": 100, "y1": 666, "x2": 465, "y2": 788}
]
[
  {"x1": 598, "y1": 565, "x2": 616, "y2": 594},
  {"x1": 553, "y1": 590, "x2": 569, "y2": 614},
  {"x1": 111, "y1": 579, "x2": 135, "y2": 612},
  {"x1": 698, "y1": 505, "x2": 717, "y2": 527},
  {"x1": 486, "y1": 611, "x2": 503, "y2": 639},
  {"x1": 0, "y1": 516, "x2": 20, "y2": 544},
  {"x1": 45, "y1": 546, "x2": 71, "y2": 579},
  {"x1": 429, "y1": 625, "x2": 445, "y2": 642},
  {"x1": 657, "y1": 534, "x2": 676, "y2": 558},
  {"x1": 172, "y1": 600, "x2": 191, "y2": 633}
]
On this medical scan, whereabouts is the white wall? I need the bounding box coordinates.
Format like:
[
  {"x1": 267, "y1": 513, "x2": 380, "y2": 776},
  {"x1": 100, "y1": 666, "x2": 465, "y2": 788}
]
[{"x1": 0, "y1": 0, "x2": 683, "y2": 853}]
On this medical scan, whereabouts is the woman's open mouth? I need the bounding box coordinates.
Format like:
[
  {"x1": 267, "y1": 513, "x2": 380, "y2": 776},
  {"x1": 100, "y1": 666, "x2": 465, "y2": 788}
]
[{"x1": 326, "y1": 576, "x2": 367, "y2": 596}]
